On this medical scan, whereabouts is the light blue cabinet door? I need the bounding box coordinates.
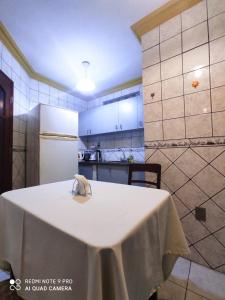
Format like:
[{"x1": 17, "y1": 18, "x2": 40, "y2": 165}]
[
  {"x1": 79, "y1": 110, "x2": 90, "y2": 136},
  {"x1": 98, "y1": 102, "x2": 119, "y2": 134},
  {"x1": 97, "y1": 166, "x2": 112, "y2": 182},
  {"x1": 98, "y1": 165, "x2": 128, "y2": 184},
  {"x1": 79, "y1": 108, "x2": 102, "y2": 136},
  {"x1": 88, "y1": 107, "x2": 102, "y2": 135},
  {"x1": 137, "y1": 95, "x2": 144, "y2": 129},
  {"x1": 110, "y1": 166, "x2": 128, "y2": 184},
  {"x1": 118, "y1": 97, "x2": 137, "y2": 131}
]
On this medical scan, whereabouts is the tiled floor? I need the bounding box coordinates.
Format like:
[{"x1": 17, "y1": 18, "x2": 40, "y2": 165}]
[
  {"x1": 0, "y1": 258, "x2": 225, "y2": 300},
  {"x1": 159, "y1": 258, "x2": 225, "y2": 300}
]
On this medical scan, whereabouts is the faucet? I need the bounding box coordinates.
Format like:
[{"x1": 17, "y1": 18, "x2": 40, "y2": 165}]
[{"x1": 118, "y1": 148, "x2": 126, "y2": 161}]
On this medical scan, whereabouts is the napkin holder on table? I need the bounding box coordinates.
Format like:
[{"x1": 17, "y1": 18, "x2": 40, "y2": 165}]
[{"x1": 72, "y1": 174, "x2": 92, "y2": 196}]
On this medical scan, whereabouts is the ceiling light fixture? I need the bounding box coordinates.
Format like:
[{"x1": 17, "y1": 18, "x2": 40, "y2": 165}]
[{"x1": 76, "y1": 61, "x2": 96, "y2": 93}]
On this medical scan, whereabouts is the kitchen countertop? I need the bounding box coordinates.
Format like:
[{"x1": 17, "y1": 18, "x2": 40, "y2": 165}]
[{"x1": 79, "y1": 160, "x2": 145, "y2": 166}]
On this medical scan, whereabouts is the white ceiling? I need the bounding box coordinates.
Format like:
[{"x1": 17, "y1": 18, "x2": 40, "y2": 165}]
[{"x1": 0, "y1": 0, "x2": 167, "y2": 97}]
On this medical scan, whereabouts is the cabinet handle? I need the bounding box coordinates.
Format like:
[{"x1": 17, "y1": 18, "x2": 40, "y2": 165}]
[
  {"x1": 115, "y1": 125, "x2": 118, "y2": 130},
  {"x1": 90, "y1": 129, "x2": 91, "y2": 134},
  {"x1": 139, "y1": 121, "x2": 143, "y2": 127},
  {"x1": 87, "y1": 130, "x2": 89, "y2": 135},
  {"x1": 120, "y1": 124, "x2": 122, "y2": 130}
]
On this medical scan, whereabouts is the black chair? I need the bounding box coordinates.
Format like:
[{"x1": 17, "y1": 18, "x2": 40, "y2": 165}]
[{"x1": 128, "y1": 163, "x2": 161, "y2": 189}]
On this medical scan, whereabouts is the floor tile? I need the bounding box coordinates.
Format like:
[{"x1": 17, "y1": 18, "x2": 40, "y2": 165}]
[
  {"x1": 0, "y1": 269, "x2": 10, "y2": 282},
  {"x1": 186, "y1": 290, "x2": 209, "y2": 300},
  {"x1": 188, "y1": 262, "x2": 225, "y2": 300},
  {"x1": 158, "y1": 280, "x2": 186, "y2": 300},
  {"x1": 169, "y1": 257, "x2": 191, "y2": 288}
]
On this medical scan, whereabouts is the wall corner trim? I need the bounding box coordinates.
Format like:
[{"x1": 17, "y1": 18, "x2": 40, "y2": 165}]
[
  {"x1": 131, "y1": 0, "x2": 202, "y2": 40},
  {"x1": 0, "y1": 22, "x2": 69, "y2": 91},
  {"x1": 0, "y1": 22, "x2": 142, "y2": 98}
]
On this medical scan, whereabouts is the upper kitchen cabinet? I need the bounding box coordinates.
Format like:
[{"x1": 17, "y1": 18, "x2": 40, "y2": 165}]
[
  {"x1": 137, "y1": 95, "x2": 144, "y2": 128},
  {"x1": 79, "y1": 109, "x2": 89, "y2": 136},
  {"x1": 79, "y1": 95, "x2": 143, "y2": 136},
  {"x1": 79, "y1": 103, "x2": 118, "y2": 136},
  {"x1": 79, "y1": 106, "x2": 102, "y2": 136},
  {"x1": 118, "y1": 97, "x2": 137, "y2": 131},
  {"x1": 100, "y1": 101, "x2": 118, "y2": 133}
]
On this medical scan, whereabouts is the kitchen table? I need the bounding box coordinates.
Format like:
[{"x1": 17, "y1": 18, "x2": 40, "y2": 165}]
[{"x1": 0, "y1": 180, "x2": 189, "y2": 300}]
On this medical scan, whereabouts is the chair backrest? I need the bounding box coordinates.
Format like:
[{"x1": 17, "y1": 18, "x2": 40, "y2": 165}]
[{"x1": 128, "y1": 163, "x2": 161, "y2": 189}]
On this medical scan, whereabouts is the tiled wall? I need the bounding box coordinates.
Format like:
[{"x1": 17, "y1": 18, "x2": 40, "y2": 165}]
[
  {"x1": 142, "y1": 0, "x2": 225, "y2": 273},
  {"x1": 80, "y1": 84, "x2": 145, "y2": 162},
  {"x1": 0, "y1": 40, "x2": 87, "y2": 189}
]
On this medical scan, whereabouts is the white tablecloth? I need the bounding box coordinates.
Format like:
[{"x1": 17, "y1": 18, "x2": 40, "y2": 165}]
[{"x1": 0, "y1": 180, "x2": 189, "y2": 300}]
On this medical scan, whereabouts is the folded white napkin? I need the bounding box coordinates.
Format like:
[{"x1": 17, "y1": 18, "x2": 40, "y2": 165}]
[{"x1": 73, "y1": 174, "x2": 92, "y2": 196}]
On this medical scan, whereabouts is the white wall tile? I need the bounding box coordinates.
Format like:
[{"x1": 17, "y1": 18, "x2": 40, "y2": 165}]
[
  {"x1": 143, "y1": 63, "x2": 160, "y2": 86},
  {"x1": 143, "y1": 45, "x2": 160, "y2": 68},
  {"x1": 143, "y1": 82, "x2": 161, "y2": 103},
  {"x1": 161, "y1": 55, "x2": 182, "y2": 80},
  {"x1": 160, "y1": 34, "x2": 182, "y2": 61},
  {"x1": 30, "y1": 79, "x2": 39, "y2": 91},
  {"x1": 20, "y1": 80, "x2": 27, "y2": 96},
  {"x1": 11, "y1": 56, "x2": 21, "y2": 77},
  {"x1": 163, "y1": 118, "x2": 185, "y2": 140},
  {"x1": 39, "y1": 92, "x2": 50, "y2": 105},
  {"x1": 186, "y1": 114, "x2": 212, "y2": 138},
  {"x1": 11, "y1": 71, "x2": 21, "y2": 90},
  {"x1": 208, "y1": 0, "x2": 225, "y2": 18},
  {"x1": 160, "y1": 15, "x2": 181, "y2": 42},
  {"x1": 144, "y1": 102, "x2": 162, "y2": 122},
  {"x1": 141, "y1": 27, "x2": 159, "y2": 50},
  {"x1": 183, "y1": 44, "x2": 209, "y2": 74},
  {"x1": 144, "y1": 121, "x2": 163, "y2": 141},
  {"x1": 0, "y1": 41, "x2": 3, "y2": 55},
  {"x1": 211, "y1": 85, "x2": 225, "y2": 112},
  {"x1": 1, "y1": 60, "x2": 11, "y2": 78},
  {"x1": 163, "y1": 96, "x2": 184, "y2": 119},
  {"x1": 212, "y1": 111, "x2": 225, "y2": 136},
  {"x1": 182, "y1": 0, "x2": 207, "y2": 31},
  {"x1": 184, "y1": 67, "x2": 210, "y2": 94},
  {"x1": 38, "y1": 82, "x2": 50, "y2": 95},
  {"x1": 2, "y1": 45, "x2": 12, "y2": 66},
  {"x1": 185, "y1": 90, "x2": 211, "y2": 116},
  {"x1": 209, "y1": 12, "x2": 225, "y2": 41},
  {"x1": 210, "y1": 36, "x2": 225, "y2": 64},
  {"x1": 210, "y1": 60, "x2": 225, "y2": 88},
  {"x1": 162, "y1": 75, "x2": 183, "y2": 99},
  {"x1": 182, "y1": 22, "x2": 208, "y2": 52}
]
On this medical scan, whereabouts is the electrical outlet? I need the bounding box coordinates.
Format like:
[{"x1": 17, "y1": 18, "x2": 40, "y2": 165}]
[{"x1": 195, "y1": 207, "x2": 206, "y2": 222}]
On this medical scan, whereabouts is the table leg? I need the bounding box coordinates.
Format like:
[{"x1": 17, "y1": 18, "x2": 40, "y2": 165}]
[{"x1": 149, "y1": 291, "x2": 158, "y2": 300}]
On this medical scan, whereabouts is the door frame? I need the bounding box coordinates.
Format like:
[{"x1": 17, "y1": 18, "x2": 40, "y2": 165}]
[{"x1": 0, "y1": 70, "x2": 13, "y2": 193}]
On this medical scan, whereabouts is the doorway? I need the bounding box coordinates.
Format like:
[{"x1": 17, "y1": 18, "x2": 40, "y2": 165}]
[{"x1": 0, "y1": 70, "x2": 13, "y2": 194}]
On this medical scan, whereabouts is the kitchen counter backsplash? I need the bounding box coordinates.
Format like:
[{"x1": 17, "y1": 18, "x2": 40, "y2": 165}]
[
  {"x1": 79, "y1": 147, "x2": 144, "y2": 163},
  {"x1": 101, "y1": 147, "x2": 144, "y2": 162},
  {"x1": 79, "y1": 129, "x2": 144, "y2": 162}
]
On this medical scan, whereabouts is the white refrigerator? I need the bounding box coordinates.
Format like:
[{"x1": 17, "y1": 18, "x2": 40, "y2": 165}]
[{"x1": 26, "y1": 104, "x2": 78, "y2": 186}]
